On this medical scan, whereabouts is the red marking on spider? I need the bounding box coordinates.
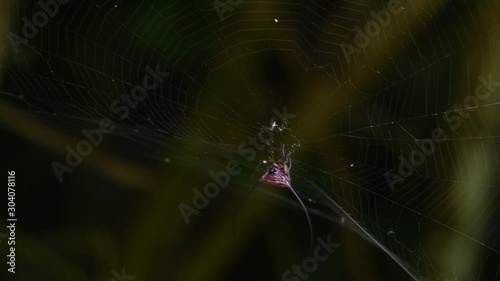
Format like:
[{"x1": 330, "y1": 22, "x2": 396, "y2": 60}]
[{"x1": 260, "y1": 162, "x2": 291, "y2": 187}]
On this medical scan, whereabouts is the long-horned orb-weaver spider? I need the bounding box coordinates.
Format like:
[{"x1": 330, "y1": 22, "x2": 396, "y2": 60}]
[{"x1": 233, "y1": 140, "x2": 313, "y2": 246}]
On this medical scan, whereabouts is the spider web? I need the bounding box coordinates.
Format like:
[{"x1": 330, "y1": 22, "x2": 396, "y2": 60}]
[{"x1": 2, "y1": 0, "x2": 500, "y2": 280}]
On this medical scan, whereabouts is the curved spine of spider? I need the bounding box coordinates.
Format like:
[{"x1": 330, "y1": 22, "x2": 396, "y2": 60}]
[
  {"x1": 233, "y1": 124, "x2": 313, "y2": 246},
  {"x1": 261, "y1": 144, "x2": 313, "y2": 246}
]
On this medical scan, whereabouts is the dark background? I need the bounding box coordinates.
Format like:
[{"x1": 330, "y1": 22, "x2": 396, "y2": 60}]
[{"x1": 1, "y1": 0, "x2": 500, "y2": 280}]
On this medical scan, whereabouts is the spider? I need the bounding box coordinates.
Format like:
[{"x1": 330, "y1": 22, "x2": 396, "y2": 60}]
[{"x1": 232, "y1": 144, "x2": 313, "y2": 246}]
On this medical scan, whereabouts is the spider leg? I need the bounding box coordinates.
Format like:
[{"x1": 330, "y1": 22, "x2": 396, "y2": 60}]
[{"x1": 281, "y1": 143, "x2": 287, "y2": 159}]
